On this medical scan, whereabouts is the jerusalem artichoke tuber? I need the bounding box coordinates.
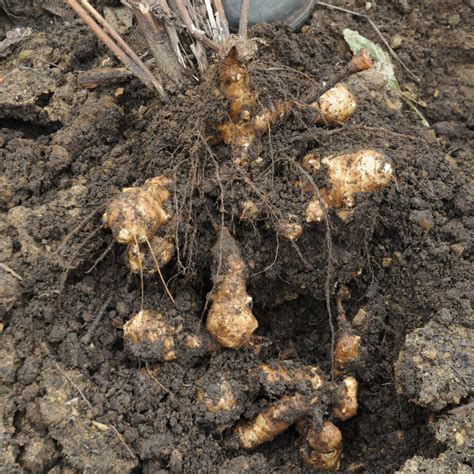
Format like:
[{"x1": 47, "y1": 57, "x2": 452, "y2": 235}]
[
  {"x1": 123, "y1": 309, "x2": 218, "y2": 363},
  {"x1": 235, "y1": 394, "x2": 309, "y2": 450},
  {"x1": 206, "y1": 227, "x2": 258, "y2": 348},
  {"x1": 332, "y1": 376, "x2": 358, "y2": 421},
  {"x1": 102, "y1": 176, "x2": 171, "y2": 244},
  {"x1": 297, "y1": 420, "x2": 343, "y2": 471},
  {"x1": 304, "y1": 149, "x2": 394, "y2": 223}
]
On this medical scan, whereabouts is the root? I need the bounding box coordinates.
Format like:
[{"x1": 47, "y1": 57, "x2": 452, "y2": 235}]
[
  {"x1": 205, "y1": 227, "x2": 258, "y2": 348},
  {"x1": 145, "y1": 236, "x2": 175, "y2": 304},
  {"x1": 103, "y1": 177, "x2": 176, "y2": 302}
]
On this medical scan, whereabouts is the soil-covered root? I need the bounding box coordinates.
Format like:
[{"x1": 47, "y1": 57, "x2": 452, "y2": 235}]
[
  {"x1": 297, "y1": 420, "x2": 343, "y2": 472},
  {"x1": 102, "y1": 176, "x2": 171, "y2": 244},
  {"x1": 123, "y1": 309, "x2": 219, "y2": 363},
  {"x1": 304, "y1": 149, "x2": 394, "y2": 223},
  {"x1": 206, "y1": 227, "x2": 258, "y2": 348}
]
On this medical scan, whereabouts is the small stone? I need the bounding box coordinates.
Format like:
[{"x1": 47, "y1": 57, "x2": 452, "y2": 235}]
[
  {"x1": 409, "y1": 210, "x2": 434, "y2": 231},
  {"x1": 116, "y1": 301, "x2": 128, "y2": 316},
  {"x1": 383, "y1": 257, "x2": 393, "y2": 268},
  {"x1": 451, "y1": 244, "x2": 465, "y2": 256},
  {"x1": 447, "y1": 14, "x2": 461, "y2": 26},
  {"x1": 390, "y1": 34, "x2": 404, "y2": 50}
]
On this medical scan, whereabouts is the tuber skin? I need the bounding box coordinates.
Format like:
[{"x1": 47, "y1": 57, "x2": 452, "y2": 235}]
[
  {"x1": 102, "y1": 176, "x2": 171, "y2": 244},
  {"x1": 123, "y1": 309, "x2": 219, "y2": 363},
  {"x1": 206, "y1": 227, "x2": 258, "y2": 348},
  {"x1": 235, "y1": 393, "x2": 309, "y2": 450},
  {"x1": 334, "y1": 286, "x2": 361, "y2": 374},
  {"x1": 127, "y1": 234, "x2": 175, "y2": 274},
  {"x1": 311, "y1": 83, "x2": 357, "y2": 126},
  {"x1": 297, "y1": 420, "x2": 343, "y2": 471},
  {"x1": 304, "y1": 149, "x2": 394, "y2": 223},
  {"x1": 332, "y1": 376, "x2": 359, "y2": 421},
  {"x1": 259, "y1": 362, "x2": 325, "y2": 397}
]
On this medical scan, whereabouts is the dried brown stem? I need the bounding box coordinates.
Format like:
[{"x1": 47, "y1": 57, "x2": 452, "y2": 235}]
[
  {"x1": 212, "y1": 0, "x2": 230, "y2": 39},
  {"x1": 175, "y1": 0, "x2": 220, "y2": 52},
  {"x1": 132, "y1": 2, "x2": 184, "y2": 84},
  {"x1": 65, "y1": 0, "x2": 165, "y2": 96}
]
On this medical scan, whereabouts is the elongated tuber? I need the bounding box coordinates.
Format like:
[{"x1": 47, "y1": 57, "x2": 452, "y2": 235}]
[
  {"x1": 103, "y1": 176, "x2": 171, "y2": 244},
  {"x1": 206, "y1": 227, "x2": 258, "y2": 348},
  {"x1": 217, "y1": 47, "x2": 288, "y2": 166},
  {"x1": 259, "y1": 362, "x2": 325, "y2": 396},
  {"x1": 305, "y1": 149, "x2": 394, "y2": 223},
  {"x1": 297, "y1": 420, "x2": 343, "y2": 471},
  {"x1": 235, "y1": 394, "x2": 309, "y2": 450},
  {"x1": 332, "y1": 376, "x2": 358, "y2": 421}
]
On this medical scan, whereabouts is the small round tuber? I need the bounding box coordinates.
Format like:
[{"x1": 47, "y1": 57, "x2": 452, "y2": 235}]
[
  {"x1": 334, "y1": 333, "x2": 361, "y2": 372},
  {"x1": 312, "y1": 83, "x2": 357, "y2": 126},
  {"x1": 298, "y1": 420, "x2": 343, "y2": 471}
]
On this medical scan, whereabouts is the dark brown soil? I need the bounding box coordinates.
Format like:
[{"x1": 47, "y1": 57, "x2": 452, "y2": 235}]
[{"x1": 1, "y1": 1, "x2": 472, "y2": 472}]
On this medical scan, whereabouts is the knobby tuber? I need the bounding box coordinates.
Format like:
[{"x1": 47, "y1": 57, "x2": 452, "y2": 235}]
[
  {"x1": 206, "y1": 227, "x2": 258, "y2": 348},
  {"x1": 334, "y1": 286, "x2": 362, "y2": 374},
  {"x1": 127, "y1": 234, "x2": 175, "y2": 274},
  {"x1": 297, "y1": 420, "x2": 343, "y2": 471},
  {"x1": 123, "y1": 309, "x2": 218, "y2": 363},
  {"x1": 103, "y1": 176, "x2": 171, "y2": 244},
  {"x1": 259, "y1": 362, "x2": 324, "y2": 395},
  {"x1": 304, "y1": 149, "x2": 394, "y2": 223},
  {"x1": 102, "y1": 176, "x2": 176, "y2": 298},
  {"x1": 217, "y1": 47, "x2": 287, "y2": 166}
]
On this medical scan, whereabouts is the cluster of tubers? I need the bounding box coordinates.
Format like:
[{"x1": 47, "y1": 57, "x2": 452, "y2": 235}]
[{"x1": 95, "y1": 47, "x2": 394, "y2": 471}]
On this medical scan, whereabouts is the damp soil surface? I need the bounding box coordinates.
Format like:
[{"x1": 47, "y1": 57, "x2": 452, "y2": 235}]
[{"x1": 0, "y1": 1, "x2": 472, "y2": 472}]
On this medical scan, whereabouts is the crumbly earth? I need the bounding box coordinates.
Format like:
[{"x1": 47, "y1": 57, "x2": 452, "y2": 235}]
[{"x1": 0, "y1": 0, "x2": 472, "y2": 472}]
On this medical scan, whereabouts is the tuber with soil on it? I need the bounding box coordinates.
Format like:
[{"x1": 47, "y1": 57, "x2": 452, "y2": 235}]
[
  {"x1": 123, "y1": 309, "x2": 219, "y2": 363},
  {"x1": 206, "y1": 227, "x2": 258, "y2": 348},
  {"x1": 304, "y1": 149, "x2": 394, "y2": 223},
  {"x1": 297, "y1": 419, "x2": 343, "y2": 471}
]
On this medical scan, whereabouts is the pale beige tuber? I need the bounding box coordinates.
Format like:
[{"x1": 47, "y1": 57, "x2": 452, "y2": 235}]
[
  {"x1": 304, "y1": 149, "x2": 394, "y2": 223},
  {"x1": 206, "y1": 227, "x2": 258, "y2": 348}
]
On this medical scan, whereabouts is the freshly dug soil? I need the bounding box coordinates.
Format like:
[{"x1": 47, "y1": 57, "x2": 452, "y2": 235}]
[{"x1": 1, "y1": 1, "x2": 472, "y2": 472}]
